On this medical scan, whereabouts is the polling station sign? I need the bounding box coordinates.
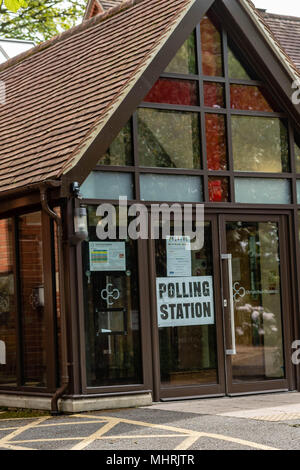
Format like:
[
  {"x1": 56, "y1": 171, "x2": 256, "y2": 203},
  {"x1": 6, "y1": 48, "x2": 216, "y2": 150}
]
[{"x1": 156, "y1": 276, "x2": 215, "y2": 328}]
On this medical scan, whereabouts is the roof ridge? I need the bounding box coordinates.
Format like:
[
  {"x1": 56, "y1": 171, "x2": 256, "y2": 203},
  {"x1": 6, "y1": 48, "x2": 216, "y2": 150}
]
[{"x1": 0, "y1": 0, "x2": 141, "y2": 74}]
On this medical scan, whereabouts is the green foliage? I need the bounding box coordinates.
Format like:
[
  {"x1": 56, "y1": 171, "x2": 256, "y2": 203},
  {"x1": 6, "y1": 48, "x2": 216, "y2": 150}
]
[{"x1": 0, "y1": 0, "x2": 86, "y2": 43}]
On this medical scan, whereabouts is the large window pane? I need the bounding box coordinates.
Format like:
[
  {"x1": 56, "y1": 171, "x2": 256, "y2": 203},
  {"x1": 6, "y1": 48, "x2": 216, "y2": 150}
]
[
  {"x1": 98, "y1": 121, "x2": 133, "y2": 166},
  {"x1": 295, "y1": 137, "x2": 300, "y2": 173},
  {"x1": 200, "y1": 16, "x2": 223, "y2": 77},
  {"x1": 19, "y1": 212, "x2": 46, "y2": 387},
  {"x1": 164, "y1": 32, "x2": 197, "y2": 75},
  {"x1": 140, "y1": 174, "x2": 203, "y2": 202},
  {"x1": 143, "y1": 78, "x2": 198, "y2": 106},
  {"x1": 138, "y1": 108, "x2": 201, "y2": 169},
  {"x1": 232, "y1": 117, "x2": 289, "y2": 173},
  {"x1": 82, "y1": 206, "x2": 143, "y2": 387},
  {"x1": 205, "y1": 114, "x2": 227, "y2": 170},
  {"x1": 235, "y1": 178, "x2": 291, "y2": 204},
  {"x1": 81, "y1": 172, "x2": 134, "y2": 200},
  {"x1": 0, "y1": 218, "x2": 17, "y2": 387}
]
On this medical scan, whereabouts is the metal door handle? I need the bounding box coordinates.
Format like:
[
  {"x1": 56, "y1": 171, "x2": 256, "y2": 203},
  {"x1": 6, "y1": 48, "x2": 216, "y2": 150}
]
[{"x1": 221, "y1": 254, "x2": 236, "y2": 355}]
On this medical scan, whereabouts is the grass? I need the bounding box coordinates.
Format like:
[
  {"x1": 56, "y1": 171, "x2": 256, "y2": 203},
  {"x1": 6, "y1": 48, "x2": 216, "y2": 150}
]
[{"x1": 0, "y1": 407, "x2": 50, "y2": 420}]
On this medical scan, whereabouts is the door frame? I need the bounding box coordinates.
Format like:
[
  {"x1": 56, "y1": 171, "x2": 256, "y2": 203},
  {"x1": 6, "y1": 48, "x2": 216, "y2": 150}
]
[
  {"x1": 149, "y1": 208, "x2": 297, "y2": 401},
  {"x1": 219, "y1": 212, "x2": 294, "y2": 395}
]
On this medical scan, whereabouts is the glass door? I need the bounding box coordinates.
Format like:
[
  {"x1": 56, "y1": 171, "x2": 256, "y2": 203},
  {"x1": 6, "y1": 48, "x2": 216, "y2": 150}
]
[
  {"x1": 221, "y1": 215, "x2": 291, "y2": 394},
  {"x1": 152, "y1": 215, "x2": 226, "y2": 400}
]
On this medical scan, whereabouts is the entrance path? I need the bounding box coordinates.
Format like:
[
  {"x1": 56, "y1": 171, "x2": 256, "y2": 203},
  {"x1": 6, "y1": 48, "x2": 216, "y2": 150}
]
[{"x1": 0, "y1": 392, "x2": 300, "y2": 450}]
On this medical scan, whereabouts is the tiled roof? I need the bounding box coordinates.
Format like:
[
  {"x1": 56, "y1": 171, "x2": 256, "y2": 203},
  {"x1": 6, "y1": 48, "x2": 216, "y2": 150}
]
[
  {"x1": 0, "y1": 0, "x2": 196, "y2": 194},
  {"x1": 260, "y1": 11, "x2": 300, "y2": 70}
]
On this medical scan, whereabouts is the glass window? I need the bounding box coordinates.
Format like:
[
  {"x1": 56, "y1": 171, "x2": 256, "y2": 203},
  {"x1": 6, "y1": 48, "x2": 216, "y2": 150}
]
[
  {"x1": 19, "y1": 212, "x2": 46, "y2": 387},
  {"x1": 230, "y1": 85, "x2": 275, "y2": 112},
  {"x1": 205, "y1": 114, "x2": 227, "y2": 170},
  {"x1": 228, "y1": 46, "x2": 251, "y2": 80},
  {"x1": 200, "y1": 16, "x2": 223, "y2": 77},
  {"x1": 143, "y1": 78, "x2": 198, "y2": 106},
  {"x1": 296, "y1": 180, "x2": 300, "y2": 204},
  {"x1": 81, "y1": 172, "x2": 134, "y2": 200},
  {"x1": 82, "y1": 206, "x2": 143, "y2": 387},
  {"x1": 98, "y1": 121, "x2": 133, "y2": 166},
  {"x1": 208, "y1": 177, "x2": 229, "y2": 202},
  {"x1": 204, "y1": 82, "x2": 225, "y2": 108},
  {"x1": 164, "y1": 32, "x2": 197, "y2": 75},
  {"x1": 156, "y1": 222, "x2": 218, "y2": 386},
  {"x1": 232, "y1": 116, "x2": 289, "y2": 173},
  {"x1": 140, "y1": 174, "x2": 203, "y2": 202},
  {"x1": 0, "y1": 218, "x2": 17, "y2": 387},
  {"x1": 295, "y1": 137, "x2": 300, "y2": 173},
  {"x1": 138, "y1": 108, "x2": 201, "y2": 169},
  {"x1": 235, "y1": 178, "x2": 291, "y2": 204}
]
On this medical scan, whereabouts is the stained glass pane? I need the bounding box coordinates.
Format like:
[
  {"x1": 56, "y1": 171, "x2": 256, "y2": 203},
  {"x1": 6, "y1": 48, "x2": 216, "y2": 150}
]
[
  {"x1": 200, "y1": 16, "x2": 223, "y2": 77},
  {"x1": 164, "y1": 32, "x2": 197, "y2": 75},
  {"x1": 231, "y1": 85, "x2": 275, "y2": 112},
  {"x1": 138, "y1": 108, "x2": 201, "y2": 169},
  {"x1": 205, "y1": 114, "x2": 227, "y2": 170},
  {"x1": 144, "y1": 78, "x2": 198, "y2": 106},
  {"x1": 232, "y1": 116, "x2": 289, "y2": 173},
  {"x1": 208, "y1": 177, "x2": 229, "y2": 202},
  {"x1": 204, "y1": 82, "x2": 225, "y2": 108}
]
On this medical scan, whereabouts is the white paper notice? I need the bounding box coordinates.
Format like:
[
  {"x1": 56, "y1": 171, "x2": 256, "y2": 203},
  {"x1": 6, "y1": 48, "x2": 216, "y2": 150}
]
[
  {"x1": 156, "y1": 276, "x2": 215, "y2": 328},
  {"x1": 89, "y1": 242, "x2": 126, "y2": 271},
  {"x1": 167, "y1": 236, "x2": 191, "y2": 277}
]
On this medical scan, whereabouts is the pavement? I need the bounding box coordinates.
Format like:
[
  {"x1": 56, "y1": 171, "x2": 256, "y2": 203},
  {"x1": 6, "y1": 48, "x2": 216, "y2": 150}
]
[{"x1": 0, "y1": 392, "x2": 300, "y2": 450}]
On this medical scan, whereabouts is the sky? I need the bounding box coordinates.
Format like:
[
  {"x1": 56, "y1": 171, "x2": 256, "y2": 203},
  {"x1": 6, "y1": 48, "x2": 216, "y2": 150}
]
[{"x1": 253, "y1": 0, "x2": 300, "y2": 16}]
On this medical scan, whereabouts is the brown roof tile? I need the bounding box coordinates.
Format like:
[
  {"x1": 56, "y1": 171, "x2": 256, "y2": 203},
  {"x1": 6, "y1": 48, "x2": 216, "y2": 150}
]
[{"x1": 0, "y1": 0, "x2": 195, "y2": 194}]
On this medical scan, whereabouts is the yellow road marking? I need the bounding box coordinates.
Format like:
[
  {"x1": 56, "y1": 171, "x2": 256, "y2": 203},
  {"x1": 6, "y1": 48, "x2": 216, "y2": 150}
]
[
  {"x1": 175, "y1": 435, "x2": 201, "y2": 450},
  {"x1": 0, "y1": 416, "x2": 48, "y2": 449},
  {"x1": 1, "y1": 443, "x2": 35, "y2": 451},
  {"x1": 71, "y1": 418, "x2": 119, "y2": 450}
]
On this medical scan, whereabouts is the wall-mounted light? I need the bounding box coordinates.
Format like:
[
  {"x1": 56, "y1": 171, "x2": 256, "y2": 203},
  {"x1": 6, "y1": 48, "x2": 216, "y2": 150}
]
[
  {"x1": 30, "y1": 285, "x2": 45, "y2": 309},
  {"x1": 71, "y1": 206, "x2": 88, "y2": 244}
]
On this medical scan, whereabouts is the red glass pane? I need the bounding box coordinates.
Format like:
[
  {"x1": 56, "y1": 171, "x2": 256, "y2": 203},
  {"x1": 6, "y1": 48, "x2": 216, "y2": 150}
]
[
  {"x1": 200, "y1": 17, "x2": 223, "y2": 77},
  {"x1": 230, "y1": 85, "x2": 275, "y2": 112},
  {"x1": 208, "y1": 178, "x2": 229, "y2": 202},
  {"x1": 144, "y1": 78, "x2": 198, "y2": 106},
  {"x1": 204, "y1": 82, "x2": 225, "y2": 108},
  {"x1": 205, "y1": 114, "x2": 227, "y2": 170}
]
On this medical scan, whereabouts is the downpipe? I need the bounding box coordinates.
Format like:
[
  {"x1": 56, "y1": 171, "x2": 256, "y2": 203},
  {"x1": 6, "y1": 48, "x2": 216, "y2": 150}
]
[{"x1": 40, "y1": 183, "x2": 69, "y2": 415}]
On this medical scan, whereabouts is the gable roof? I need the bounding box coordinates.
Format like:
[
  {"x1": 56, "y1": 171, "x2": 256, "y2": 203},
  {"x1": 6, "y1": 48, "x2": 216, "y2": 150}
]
[
  {"x1": 260, "y1": 10, "x2": 300, "y2": 70},
  {"x1": 0, "y1": 0, "x2": 299, "y2": 198}
]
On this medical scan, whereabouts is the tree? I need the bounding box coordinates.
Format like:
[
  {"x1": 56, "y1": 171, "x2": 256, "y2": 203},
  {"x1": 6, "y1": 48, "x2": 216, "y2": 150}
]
[{"x1": 0, "y1": 0, "x2": 86, "y2": 43}]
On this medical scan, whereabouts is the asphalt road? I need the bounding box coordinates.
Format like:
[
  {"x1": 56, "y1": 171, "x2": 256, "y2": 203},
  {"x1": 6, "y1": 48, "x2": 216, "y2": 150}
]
[{"x1": 0, "y1": 403, "x2": 300, "y2": 450}]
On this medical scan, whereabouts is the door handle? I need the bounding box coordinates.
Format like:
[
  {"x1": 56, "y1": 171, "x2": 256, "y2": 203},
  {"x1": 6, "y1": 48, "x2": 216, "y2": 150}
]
[{"x1": 221, "y1": 254, "x2": 236, "y2": 356}]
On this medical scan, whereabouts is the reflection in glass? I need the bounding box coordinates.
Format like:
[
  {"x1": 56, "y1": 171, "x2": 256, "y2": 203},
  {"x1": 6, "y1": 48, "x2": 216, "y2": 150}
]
[
  {"x1": 228, "y1": 46, "x2": 251, "y2": 80},
  {"x1": 98, "y1": 121, "x2": 133, "y2": 166},
  {"x1": 138, "y1": 108, "x2": 201, "y2": 169},
  {"x1": 82, "y1": 206, "x2": 143, "y2": 387},
  {"x1": 164, "y1": 32, "x2": 197, "y2": 75},
  {"x1": 140, "y1": 174, "x2": 203, "y2": 202},
  {"x1": 208, "y1": 177, "x2": 229, "y2": 202},
  {"x1": 232, "y1": 116, "x2": 289, "y2": 173},
  {"x1": 226, "y1": 221, "x2": 285, "y2": 382},
  {"x1": 205, "y1": 114, "x2": 227, "y2": 170},
  {"x1": 230, "y1": 85, "x2": 275, "y2": 112},
  {"x1": 156, "y1": 222, "x2": 218, "y2": 386},
  {"x1": 19, "y1": 212, "x2": 46, "y2": 387},
  {"x1": 144, "y1": 78, "x2": 198, "y2": 106},
  {"x1": 204, "y1": 82, "x2": 225, "y2": 108},
  {"x1": 235, "y1": 178, "x2": 290, "y2": 204},
  {"x1": 201, "y1": 16, "x2": 223, "y2": 77},
  {"x1": 0, "y1": 218, "x2": 17, "y2": 387}
]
